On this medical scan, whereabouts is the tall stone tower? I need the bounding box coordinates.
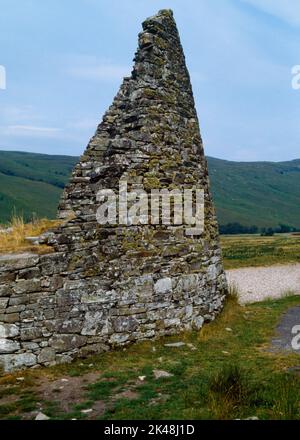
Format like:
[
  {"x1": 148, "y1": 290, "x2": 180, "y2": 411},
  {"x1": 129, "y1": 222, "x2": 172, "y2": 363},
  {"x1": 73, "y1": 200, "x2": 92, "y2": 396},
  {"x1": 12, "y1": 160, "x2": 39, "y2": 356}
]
[
  {"x1": 0, "y1": 10, "x2": 227, "y2": 371},
  {"x1": 56, "y1": 8, "x2": 227, "y2": 339}
]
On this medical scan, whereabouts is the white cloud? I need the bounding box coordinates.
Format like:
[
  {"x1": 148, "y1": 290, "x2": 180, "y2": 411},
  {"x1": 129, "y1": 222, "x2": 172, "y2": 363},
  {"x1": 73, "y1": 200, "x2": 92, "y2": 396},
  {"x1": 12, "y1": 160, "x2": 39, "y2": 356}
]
[
  {"x1": 0, "y1": 105, "x2": 36, "y2": 122},
  {"x1": 3, "y1": 125, "x2": 62, "y2": 138},
  {"x1": 241, "y1": 0, "x2": 300, "y2": 27},
  {"x1": 66, "y1": 57, "x2": 131, "y2": 82}
]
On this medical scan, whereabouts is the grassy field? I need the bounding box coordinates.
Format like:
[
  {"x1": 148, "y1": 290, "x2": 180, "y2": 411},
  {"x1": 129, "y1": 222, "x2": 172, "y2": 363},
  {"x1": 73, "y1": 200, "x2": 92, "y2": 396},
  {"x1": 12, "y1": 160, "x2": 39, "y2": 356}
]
[
  {"x1": 1, "y1": 294, "x2": 300, "y2": 420},
  {"x1": 221, "y1": 234, "x2": 300, "y2": 270}
]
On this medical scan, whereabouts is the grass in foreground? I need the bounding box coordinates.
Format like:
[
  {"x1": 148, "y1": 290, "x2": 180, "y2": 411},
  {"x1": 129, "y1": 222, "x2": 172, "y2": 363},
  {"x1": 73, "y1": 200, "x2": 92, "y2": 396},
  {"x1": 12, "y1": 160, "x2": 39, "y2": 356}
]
[
  {"x1": 0, "y1": 215, "x2": 61, "y2": 255},
  {"x1": 221, "y1": 234, "x2": 300, "y2": 269},
  {"x1": 1, "y1": 294, "x2": 300, "y2": 420}
]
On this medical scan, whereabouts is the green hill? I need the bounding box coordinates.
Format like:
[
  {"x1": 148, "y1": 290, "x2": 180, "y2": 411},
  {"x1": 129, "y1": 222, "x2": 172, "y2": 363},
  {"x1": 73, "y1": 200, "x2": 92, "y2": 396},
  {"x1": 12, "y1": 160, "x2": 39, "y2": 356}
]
[
  {"x1": 207, "y1": 157, "x2": 300, "y2": 229},
  {"x1": 0, "y1": 151, "x2": 77, "y2": 223},
  {"x1": 0, "y1": 151, "x2": 300, "y2": 229}
]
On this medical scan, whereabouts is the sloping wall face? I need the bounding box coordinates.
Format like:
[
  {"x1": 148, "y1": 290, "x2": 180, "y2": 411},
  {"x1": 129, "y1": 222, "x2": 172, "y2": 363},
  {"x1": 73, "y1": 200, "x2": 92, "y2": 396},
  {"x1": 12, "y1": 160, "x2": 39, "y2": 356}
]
[{"x1": 0, "y1": 10, "x2": 227, "y2": 372}]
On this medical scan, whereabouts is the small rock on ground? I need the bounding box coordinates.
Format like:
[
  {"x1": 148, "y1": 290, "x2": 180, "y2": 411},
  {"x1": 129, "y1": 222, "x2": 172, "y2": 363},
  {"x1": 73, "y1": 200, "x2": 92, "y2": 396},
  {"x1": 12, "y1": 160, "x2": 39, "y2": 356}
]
[
  {"x1": 153, "y1": 370, "x2": 174, "y2": 379},
  {"x1": 164, "y1": 342, "x2": 186, "y2": 348},
  {"x1": 35, "y1": 412, "x2": 50, "y2": 421}
]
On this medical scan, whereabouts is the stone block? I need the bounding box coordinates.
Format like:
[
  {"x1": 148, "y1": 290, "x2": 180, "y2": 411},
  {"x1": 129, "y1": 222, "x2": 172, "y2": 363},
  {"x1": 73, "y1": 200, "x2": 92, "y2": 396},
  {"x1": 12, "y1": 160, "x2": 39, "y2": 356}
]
[
  {"x1": 0, "y1": 338, "x2": 20, "y2": 353},
  {"x1": 38, "y1": 347, "x2": 56, "y2": 364},
  {"x1": 154, "y1": 278, "x2": 172, "y2": 294},
  {"x1": 49, "y1": 334, "x2": 87, "y2": 353},
  {"x1": 0, "y1": 353, "x2": 37, "y2": 371},
  {"x1": 0, "y1": 323, "x2": 19, "y2": 338}
]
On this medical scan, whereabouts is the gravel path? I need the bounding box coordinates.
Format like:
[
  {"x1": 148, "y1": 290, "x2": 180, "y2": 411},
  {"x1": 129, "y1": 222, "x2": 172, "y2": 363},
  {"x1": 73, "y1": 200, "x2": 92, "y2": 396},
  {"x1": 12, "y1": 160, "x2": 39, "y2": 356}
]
[{"x1": 226, "y1": 264, "x2": 300, "y2": 304}]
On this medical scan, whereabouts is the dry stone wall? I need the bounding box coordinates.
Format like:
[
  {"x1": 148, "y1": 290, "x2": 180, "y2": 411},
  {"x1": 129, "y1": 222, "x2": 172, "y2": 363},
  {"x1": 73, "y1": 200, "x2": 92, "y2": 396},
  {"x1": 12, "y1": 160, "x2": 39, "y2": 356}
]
[{"x1": 0, "y1": 10, "x2": 227, "y2": 372}]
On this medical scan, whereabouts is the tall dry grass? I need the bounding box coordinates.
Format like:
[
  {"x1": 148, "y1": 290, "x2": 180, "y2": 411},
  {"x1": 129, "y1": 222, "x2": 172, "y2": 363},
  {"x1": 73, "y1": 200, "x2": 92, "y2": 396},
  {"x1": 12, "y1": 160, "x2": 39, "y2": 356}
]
[{"x1": 0, "y1": 215, "x2": 61, "y2": 255}]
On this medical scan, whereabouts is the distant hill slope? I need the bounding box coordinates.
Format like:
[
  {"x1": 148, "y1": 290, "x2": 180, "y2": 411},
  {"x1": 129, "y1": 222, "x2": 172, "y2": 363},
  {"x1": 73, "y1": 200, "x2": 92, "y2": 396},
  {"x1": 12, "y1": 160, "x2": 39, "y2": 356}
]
[
  {"x1": 0, "y1": 151, "x2": 77, "y2": 223},
  {"x1": 207, "y1": 156, "x2": 300, "y2": 229},
  {"x1": 0, "y1": 151, "x2": 300, "y2": 228}
]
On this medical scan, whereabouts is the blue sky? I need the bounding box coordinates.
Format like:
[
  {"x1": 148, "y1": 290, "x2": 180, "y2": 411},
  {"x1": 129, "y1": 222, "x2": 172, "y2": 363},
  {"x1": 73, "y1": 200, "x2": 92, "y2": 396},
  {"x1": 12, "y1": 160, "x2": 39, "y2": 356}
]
[{"x1": 0, "y1": 0, "x2": 299, "y2": 161}]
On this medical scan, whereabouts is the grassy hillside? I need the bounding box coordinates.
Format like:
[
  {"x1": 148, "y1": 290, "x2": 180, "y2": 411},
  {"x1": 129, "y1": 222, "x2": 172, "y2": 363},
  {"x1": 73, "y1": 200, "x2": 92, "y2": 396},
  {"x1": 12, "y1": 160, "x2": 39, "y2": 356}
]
[
  {"x1": 207, "y1": 157, "x2": 300, "y2": 229},
  {"x1": 0, "y1": 151, "x2": 77, "y2": 223},
  {"x1": 0, "y1": 151, "x2": 300, "y2": 229}
]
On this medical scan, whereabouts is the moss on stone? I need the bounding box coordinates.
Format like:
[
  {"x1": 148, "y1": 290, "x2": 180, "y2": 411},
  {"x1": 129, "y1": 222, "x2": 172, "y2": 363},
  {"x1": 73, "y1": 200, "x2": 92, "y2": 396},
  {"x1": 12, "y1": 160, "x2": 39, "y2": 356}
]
[
  {"x1": 144, "y1": 177, "x2": 161, "y2": 190},
  {"x1": 143, "y1": 88, "x2": 158, "y2": 99},
  {"x1": 155, "y1": 36, "x2": 168, "y2": 50}
]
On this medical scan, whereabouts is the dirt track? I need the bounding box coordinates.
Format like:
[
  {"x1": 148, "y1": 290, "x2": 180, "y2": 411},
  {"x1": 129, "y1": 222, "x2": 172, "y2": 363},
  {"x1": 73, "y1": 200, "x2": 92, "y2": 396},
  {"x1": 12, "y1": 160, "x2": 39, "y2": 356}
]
[{"x1": 226, "y1": 264, "x2": 300, "y2": 304}]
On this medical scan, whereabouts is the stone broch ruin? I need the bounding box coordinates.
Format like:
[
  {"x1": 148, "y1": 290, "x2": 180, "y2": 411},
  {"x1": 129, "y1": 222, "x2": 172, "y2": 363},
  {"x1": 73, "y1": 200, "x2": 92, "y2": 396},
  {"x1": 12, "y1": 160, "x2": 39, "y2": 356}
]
[{"x1": 0, "y1": 10, "x2": 227, "y2": 371}]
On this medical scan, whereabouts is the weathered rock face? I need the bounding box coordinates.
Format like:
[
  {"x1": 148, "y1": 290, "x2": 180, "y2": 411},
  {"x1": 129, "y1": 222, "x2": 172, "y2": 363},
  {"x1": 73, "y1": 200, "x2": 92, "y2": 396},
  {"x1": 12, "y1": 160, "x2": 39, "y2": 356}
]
[{"x1": 0, "y1": 10, "x2": 227, "y2": 372}]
